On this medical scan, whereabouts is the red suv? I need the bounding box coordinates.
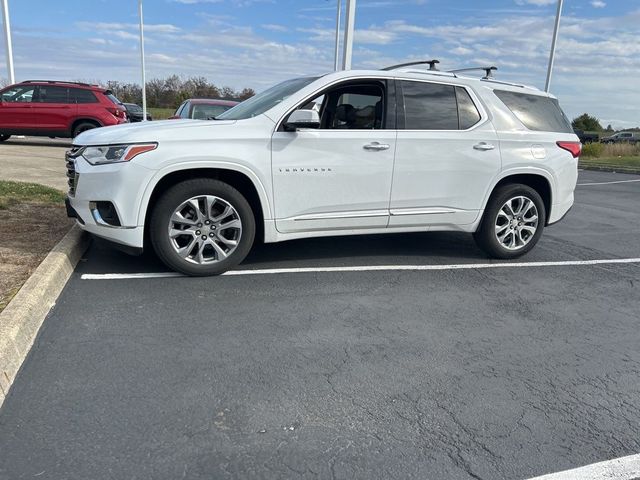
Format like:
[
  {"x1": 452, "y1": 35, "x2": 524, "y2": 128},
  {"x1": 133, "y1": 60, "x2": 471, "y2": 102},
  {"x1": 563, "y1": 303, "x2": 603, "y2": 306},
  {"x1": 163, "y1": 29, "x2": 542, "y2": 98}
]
[{"x1": 0, "y1": 80, "x2": 128, "y2": 141}]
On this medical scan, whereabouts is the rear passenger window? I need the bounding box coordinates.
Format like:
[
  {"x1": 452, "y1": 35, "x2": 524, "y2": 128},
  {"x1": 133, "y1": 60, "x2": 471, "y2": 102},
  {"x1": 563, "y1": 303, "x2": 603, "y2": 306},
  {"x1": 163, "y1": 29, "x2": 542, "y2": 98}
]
[
  {"x1": 494, "y1": 90, "x2": 573, "y2": 133},
  {"x1": 38, "y1": 86, "x2": 69, "y2": 103},
  {"x1": 456, "y1": 87, "x2": 481, "y2": 129},
  {"x1": 70, "y1": 88, "x2": 98, "y2": 104},
  {"x1": 401, "y1": 81, "x2": 458, "y2": 130}
]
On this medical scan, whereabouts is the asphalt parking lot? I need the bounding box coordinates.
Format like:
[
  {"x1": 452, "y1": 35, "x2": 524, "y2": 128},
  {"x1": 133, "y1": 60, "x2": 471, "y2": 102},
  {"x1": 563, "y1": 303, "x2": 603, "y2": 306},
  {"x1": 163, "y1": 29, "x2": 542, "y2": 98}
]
[{"x1": 0, "y1": 170, "x2": 639, "y2": 480}]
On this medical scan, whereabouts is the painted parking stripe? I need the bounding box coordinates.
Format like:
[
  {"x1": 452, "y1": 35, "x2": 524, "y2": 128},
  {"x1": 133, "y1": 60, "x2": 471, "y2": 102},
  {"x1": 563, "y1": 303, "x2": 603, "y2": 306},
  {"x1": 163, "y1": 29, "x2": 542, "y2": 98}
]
[
  {"x1": 80, "y1": 257, "x2": 640, "y2": 280},
  {"x1": 578, "y1": 179, "x2": 640, "y2": 186},
  {"x1": 526, "y1": 452, "x2": 640, "y2": 480}
]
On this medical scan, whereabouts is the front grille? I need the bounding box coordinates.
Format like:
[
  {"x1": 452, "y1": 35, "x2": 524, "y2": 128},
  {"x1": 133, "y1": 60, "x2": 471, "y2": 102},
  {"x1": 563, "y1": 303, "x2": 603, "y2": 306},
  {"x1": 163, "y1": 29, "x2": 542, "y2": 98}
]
[{"x1": 65, "y1": 146, "x2": 82, "y2": 196}]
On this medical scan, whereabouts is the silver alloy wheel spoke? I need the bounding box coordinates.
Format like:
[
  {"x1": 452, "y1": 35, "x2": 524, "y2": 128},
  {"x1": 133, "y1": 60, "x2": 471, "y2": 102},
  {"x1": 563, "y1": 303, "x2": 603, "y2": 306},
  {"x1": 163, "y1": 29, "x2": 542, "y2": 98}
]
[
  {"x1": 168, "y1": 194, "x2": 242, "y2": 265},
  {"x1": 494, "y1": 195, "x2": 539, "y2": 251}
]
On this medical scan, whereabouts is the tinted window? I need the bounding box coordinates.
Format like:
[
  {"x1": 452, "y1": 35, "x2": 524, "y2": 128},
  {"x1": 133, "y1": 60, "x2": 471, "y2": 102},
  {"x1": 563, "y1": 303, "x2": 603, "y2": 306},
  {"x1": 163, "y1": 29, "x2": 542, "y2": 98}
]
[
  {"x1": 70, "y1": 88, "x2": 98, "y2": 104},
  {"x1": 105, "y1": 92, "x2": 123, "y2": 105},
  {"x1": 191, "y1": 103, "x2": 232, "y2": 120},
  {"x1": 401, "y1": 81, "x2": 458, "y2": 130},
  {"x1": 126, "y1": 104, "x2": 142, "y2": 113},
  {"x1": 38, "y1": 86, "x2": 69, "y2": 103},
  {"x1": 456, "y1": 87, "x2": 481, "y2": 129},
  {"x1": 494, "y1": 90, "x2": 572, "y2": 133},
  {"x1": 1, "y1": 86, "x2": 35, "y2": 103}
]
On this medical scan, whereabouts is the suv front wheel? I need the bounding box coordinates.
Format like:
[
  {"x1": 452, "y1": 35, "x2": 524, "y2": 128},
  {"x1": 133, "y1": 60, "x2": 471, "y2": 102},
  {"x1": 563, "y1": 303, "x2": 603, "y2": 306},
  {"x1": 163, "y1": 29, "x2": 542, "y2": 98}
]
[
  {"x1": 150, "y1": 179, "x2": 255, "y2": 276},
  {"x1": 474, "y1": 184, "x2": 546, "y2": 259}
]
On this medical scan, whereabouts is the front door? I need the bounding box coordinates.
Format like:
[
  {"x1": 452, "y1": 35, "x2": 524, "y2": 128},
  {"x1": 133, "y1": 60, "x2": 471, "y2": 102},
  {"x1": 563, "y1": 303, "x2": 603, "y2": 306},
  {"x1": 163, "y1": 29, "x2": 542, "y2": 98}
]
[
  {"x1": 272, "y1": 80, "x2": 396, "y2": 233},
  {"x1": 0, "y1": 85, "x2": 37, "y2": 131},
  {"x1": 389, "y1": 80, "x2": 501, "y2": 228}
]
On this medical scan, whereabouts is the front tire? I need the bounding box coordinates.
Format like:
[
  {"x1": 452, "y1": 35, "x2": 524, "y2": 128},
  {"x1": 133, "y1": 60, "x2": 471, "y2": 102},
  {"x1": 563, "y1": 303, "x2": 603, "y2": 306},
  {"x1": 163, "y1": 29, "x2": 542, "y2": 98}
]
[
  {"x1": 474, "y1": 184, "x2": 546, "y2": 259},
  {"x1": 150, "y1": 179, "x2": 255, "y2": 276}
]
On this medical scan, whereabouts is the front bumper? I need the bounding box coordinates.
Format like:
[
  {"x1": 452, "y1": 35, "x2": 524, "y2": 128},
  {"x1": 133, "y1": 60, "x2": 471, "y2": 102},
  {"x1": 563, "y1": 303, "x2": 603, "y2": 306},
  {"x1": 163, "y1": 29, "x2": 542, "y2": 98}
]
[{"x1": 65, "y1": 152, "x2": 154, "y2": 249}]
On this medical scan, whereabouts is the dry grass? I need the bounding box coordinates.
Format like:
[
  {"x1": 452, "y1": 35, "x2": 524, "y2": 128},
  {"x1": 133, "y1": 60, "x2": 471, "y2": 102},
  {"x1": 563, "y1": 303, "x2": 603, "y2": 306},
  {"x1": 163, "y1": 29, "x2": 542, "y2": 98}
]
[
  {"x1": 582, "y1": 142, "x2": 640, "y2": 158},
  {"x1": 0, "y1": 181, "x2": 72, "y2": 312}
]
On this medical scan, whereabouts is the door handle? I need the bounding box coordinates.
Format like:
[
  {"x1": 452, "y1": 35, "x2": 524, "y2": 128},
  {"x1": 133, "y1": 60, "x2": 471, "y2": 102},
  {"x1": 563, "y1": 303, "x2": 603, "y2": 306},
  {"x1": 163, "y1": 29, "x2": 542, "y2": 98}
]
[
  {"x1": 473, "y1": 142, "x2": 495, "y2": 151},
  {"x1": 363, "y1": 142, "x2": 390, "y2": 151}
]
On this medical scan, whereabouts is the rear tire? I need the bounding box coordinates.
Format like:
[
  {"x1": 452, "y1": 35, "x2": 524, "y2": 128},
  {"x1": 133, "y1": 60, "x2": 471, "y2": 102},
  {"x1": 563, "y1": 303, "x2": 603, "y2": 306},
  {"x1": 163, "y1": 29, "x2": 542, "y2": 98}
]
[
  {"x1": 72, "y1": 122, "x2": 99, "y2": 138},
  {"x1": 473, "y1": 184, "x2": 546, "y2": 259},
  {"x1": 0, "y1": 134, "x2": 10, "y2": 142},
  {"x1": 150, "y1": 179, "x2": 255, "y2": 276}
]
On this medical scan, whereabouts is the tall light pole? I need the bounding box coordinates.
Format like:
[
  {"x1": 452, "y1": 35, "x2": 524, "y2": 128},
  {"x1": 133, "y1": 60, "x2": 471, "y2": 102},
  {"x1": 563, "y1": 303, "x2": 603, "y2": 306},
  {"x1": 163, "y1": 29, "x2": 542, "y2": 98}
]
[
  {"x1": 545, "y1": 0, "x2": 563, "y2": 92},
  {"x1": 1, "y1": 0, "x2": 15, "y2": 84},
  {"x1": 334, "y1": 0, "x2": 341, "y2": 71},
  {"x1": 138, "y1": 0, "x2": 147, "y2": 120},
  {"x1": 341, "y1": 0, "x2": 356, "y2": 70}
]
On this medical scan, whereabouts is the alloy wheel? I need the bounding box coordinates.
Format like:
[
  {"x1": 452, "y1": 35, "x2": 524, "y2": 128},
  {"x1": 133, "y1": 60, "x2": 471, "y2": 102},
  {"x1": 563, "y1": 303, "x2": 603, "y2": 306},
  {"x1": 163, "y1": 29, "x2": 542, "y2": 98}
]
[{"x1": 494, "y1": 195, "x2": 539, "y2": 251}]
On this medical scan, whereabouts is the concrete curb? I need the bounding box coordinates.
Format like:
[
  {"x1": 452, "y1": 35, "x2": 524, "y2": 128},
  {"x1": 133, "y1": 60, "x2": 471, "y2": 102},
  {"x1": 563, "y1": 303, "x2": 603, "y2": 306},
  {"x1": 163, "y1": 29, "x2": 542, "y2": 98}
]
[
  {"x1": 579, "y1": 164, "x2": 640, "y2": 175},
  {"x1": 0, "y1": 225, "x2": 90, "y2": 407}
]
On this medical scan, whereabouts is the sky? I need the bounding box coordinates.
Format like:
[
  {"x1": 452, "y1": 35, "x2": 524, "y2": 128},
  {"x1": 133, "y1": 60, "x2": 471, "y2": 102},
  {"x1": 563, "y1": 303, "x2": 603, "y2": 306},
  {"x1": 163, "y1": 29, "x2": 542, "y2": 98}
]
[{"x1": 1, "y1": 0, "x2": 639, "y2": 128}]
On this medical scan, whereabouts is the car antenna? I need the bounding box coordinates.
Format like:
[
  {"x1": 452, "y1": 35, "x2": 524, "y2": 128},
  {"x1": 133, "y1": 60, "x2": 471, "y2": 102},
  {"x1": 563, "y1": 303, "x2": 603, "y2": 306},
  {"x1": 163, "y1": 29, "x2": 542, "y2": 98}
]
[
  {"x1": 449, "y1": 66, "x2": 497, "y2": 79},
  {"x1": 382, "y1": 59, "x2": 440, "y2": 71}
]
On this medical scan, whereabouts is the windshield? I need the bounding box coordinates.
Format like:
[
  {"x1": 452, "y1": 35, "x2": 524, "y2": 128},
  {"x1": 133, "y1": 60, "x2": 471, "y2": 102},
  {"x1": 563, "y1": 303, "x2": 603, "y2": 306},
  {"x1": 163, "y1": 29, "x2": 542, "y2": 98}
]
[{"x1": 217, "y1": 76, "x2": 319, "y2": 120}]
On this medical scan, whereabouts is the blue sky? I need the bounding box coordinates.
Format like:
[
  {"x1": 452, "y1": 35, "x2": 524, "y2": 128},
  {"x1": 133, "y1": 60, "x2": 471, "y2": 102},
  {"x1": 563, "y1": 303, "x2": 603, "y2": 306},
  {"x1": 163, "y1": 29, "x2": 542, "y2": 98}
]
[{"x1": 1, "y1": 0, "x2": 639, "y2": 127}]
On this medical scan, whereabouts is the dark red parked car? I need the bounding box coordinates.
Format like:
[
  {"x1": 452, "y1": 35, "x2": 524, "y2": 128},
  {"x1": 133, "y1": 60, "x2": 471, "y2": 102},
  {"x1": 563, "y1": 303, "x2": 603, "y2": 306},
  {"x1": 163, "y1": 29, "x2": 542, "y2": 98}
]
[
  {"x1": 170, "y1": 98, "x2": 239, "y2": 120},
  {"x1": 0, "y1": 80, "x2": 128, "y2": 141}
]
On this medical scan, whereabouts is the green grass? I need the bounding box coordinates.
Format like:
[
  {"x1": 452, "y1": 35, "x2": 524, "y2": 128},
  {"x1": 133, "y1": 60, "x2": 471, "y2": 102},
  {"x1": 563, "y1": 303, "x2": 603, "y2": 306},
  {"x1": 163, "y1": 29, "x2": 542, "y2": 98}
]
[
  {"x1": 0, "y1": 180, "x2": 66, "y2": 210},
  {"x1": 148, "y1": 107, "x2": 175, "y2": 120}
]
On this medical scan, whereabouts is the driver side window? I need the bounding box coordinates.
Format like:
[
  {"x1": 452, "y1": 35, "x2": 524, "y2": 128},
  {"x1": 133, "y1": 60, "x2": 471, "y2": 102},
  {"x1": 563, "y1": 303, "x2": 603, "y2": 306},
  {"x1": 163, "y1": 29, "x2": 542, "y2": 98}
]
[{"x1": 294, "y1": 81, "x2": 386, "y2": 130}]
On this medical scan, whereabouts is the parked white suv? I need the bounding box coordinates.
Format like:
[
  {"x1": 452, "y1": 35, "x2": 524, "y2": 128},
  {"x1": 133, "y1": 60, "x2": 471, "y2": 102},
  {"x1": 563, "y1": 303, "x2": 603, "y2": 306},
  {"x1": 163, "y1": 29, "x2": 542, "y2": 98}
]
[{"x1": 66, "y1": 63, "x2": 580, "y2": 276}]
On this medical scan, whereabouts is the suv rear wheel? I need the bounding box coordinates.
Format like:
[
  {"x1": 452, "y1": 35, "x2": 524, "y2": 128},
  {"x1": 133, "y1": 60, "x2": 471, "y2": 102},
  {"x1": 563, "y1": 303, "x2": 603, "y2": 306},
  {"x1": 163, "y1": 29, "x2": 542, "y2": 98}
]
[
  {"x1": 474, "y1": 184, "x2": 546, "y2": 259},
  {"x1": 150, "y1": 179, "x2": 255, "y2": 276},
  {"x1": 72, "y1": 122, "x2": 99, "y2": 138}
]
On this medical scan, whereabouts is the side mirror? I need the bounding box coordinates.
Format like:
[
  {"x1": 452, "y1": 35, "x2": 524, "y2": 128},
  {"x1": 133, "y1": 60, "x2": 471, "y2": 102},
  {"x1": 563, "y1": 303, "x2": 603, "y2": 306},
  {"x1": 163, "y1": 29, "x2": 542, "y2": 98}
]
[{"x1": 284, "y1": 109, "x2": 320, "y2": 131}]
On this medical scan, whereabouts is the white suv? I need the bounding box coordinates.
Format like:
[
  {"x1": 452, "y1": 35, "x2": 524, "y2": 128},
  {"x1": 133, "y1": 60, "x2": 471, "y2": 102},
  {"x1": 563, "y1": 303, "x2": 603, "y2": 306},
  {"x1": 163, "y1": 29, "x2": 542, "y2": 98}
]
[{"x1": 66, "y1": 63, "x2": 580, "y2": 276}]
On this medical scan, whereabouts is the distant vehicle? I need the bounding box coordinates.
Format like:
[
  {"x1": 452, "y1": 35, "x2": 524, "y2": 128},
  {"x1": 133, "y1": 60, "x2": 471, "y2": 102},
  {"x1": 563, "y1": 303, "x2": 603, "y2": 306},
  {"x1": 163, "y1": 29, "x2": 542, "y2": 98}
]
[
  {"x1": 600, "y1": 131, "x2": 639, "y2": 144},
  {"x1": 573, "y1": 129, "x2": 598, "y2": 144},
  {"x1": 67, "y1": 61, "x2": 580, "y2": 276},
  {"x1": 0, "y1": 80, "x2": 128, "y2": 141},
  {"x1": 124, "y1": 103, "x2": 152, "y2": 122},
  {"x1": 170, "y1": 99, "x2": 238, "y2": 120}
]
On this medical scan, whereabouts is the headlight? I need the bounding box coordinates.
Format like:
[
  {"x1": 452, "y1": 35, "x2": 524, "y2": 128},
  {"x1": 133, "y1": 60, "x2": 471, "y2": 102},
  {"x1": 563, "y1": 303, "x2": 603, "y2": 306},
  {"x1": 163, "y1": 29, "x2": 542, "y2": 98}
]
[{"x1": 81, "y1": 143, "x2": 157, "y2": 165}]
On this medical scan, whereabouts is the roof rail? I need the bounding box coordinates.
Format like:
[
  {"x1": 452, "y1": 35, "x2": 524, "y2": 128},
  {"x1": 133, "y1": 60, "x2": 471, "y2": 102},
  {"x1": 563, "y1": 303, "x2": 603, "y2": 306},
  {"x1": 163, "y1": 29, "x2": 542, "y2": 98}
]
[
  {"x1": 383, "y1": 59, "x2": 441, "y2": 71},
  {"x1": 20, "y1": 80, "x2": 97, "y2": 87},
  {"x1": 449, "y1": 66, "x2": 497, "y2": 79}
]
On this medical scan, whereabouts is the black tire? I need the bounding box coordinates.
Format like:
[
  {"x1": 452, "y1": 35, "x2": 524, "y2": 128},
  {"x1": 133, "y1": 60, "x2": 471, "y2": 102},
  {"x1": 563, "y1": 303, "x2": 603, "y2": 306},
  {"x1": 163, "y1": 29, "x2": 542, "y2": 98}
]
[
  {"x1": 72, "y1": 122, "x2": 99, "y2": 138},
  {"x1": 0, "y1": 134, "x2": 10, "y2": 142},
  {"x1": 473, "y1": 184, "x2": 546, "y2": 259},
  {"x1": 150, "y1": 178, "x2": 255, "y2": 276}
]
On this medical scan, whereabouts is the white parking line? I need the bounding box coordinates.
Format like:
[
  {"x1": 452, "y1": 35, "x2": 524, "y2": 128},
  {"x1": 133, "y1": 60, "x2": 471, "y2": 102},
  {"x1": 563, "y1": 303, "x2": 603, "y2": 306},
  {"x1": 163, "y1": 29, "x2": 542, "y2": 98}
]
[
  {"x1": 526, "y1": 453, "x2": 640, "y2": 480},
  {"x1": 578, "y1": 179, "x2": 640, "y2": 186},
  {"x1": 80, "y1": 257, "x2": 640, "y2": 280}
]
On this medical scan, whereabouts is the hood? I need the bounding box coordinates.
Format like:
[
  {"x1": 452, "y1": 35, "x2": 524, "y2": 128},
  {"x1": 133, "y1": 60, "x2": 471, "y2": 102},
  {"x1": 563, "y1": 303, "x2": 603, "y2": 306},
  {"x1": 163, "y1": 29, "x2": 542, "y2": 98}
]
[{"x1": 73, "y1": 119, "x2": 238, "y2": 146}]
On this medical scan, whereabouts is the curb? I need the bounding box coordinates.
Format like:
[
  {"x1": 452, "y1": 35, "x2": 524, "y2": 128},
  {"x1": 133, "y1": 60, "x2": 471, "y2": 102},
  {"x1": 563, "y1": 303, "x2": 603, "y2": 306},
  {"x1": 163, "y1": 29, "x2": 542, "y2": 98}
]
[
  {"x1": 579, "y1": 164, "x2": 640, "y2": 175},
  {"x1": 0, "y1": 225, "x2": 90, "y2": 408}
]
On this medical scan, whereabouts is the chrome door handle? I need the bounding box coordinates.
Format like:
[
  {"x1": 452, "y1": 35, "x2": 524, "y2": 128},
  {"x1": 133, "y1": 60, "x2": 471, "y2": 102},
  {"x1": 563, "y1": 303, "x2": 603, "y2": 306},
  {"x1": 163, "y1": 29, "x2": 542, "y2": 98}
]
[
  {"x1": 363, "y1": 142, "x2": 390, "y2": 151},
  {"x1": 473, "y1": 142, "x2": 495, "y2": 151}
]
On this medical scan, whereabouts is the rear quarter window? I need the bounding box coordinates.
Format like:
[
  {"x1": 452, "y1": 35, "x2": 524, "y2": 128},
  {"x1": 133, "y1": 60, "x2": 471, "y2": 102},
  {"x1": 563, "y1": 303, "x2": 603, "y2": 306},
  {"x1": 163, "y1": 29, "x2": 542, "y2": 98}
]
[{"x1": 494, "y1": 90, "x2": 572, "y2": 133}]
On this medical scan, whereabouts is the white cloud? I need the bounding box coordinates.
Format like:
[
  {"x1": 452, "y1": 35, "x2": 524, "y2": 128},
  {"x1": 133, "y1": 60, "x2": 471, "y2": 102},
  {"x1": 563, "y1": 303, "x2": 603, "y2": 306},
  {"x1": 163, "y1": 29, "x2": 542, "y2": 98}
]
[
  {"x1": 591, "y1": 0, "x2": 606, "y2": 7},
  {"x1": 262, "y1": 24, "x2": 288, "y2": 32},
  {"x1": 514, "y1": 0, "x2": 556, "y2": 5}
]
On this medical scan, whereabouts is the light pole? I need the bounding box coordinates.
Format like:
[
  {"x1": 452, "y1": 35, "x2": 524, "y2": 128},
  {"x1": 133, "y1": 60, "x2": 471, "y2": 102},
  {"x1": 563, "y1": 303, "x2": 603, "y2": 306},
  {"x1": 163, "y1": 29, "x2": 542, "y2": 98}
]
[
  {"x1": 1, "y1": 0, "x2": 15, "y2": 84},
  {"x1": 545, "y1": 0, "x2": 563, "y2": 92},
  {"x1": 341, "y1": 0, "x2": 356, "y2": 70},
  {"x1": 334, "y1": 0, "x2": 341, "y2": 71},
  {"x1": 138, "y1": 0, "x2": 147, "y2": 120}
]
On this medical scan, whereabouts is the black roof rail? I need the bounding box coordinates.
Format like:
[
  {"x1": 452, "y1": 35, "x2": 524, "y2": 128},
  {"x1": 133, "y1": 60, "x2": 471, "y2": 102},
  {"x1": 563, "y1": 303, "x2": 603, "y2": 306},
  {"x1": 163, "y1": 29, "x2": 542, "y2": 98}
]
[
  {"x1": 19, "y1": 80, "x2": 98, "y2": 87},
  {"x1": 449, "y1": 66, "x2": 497, "y2": 79},
  {"x1": 383, "y1": 59, "x2": 440, "y2": 71}
]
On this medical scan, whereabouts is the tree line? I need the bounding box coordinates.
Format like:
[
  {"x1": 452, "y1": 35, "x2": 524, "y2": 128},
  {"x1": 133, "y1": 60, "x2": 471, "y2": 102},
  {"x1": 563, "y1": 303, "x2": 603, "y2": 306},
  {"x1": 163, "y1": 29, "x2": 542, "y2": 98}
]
[
  {"x1": 571, "y1": 113, "x2": 639, "y2": 133},
  {"x1": 104, "y1": 75, "x2": 255, "y2": 109}
]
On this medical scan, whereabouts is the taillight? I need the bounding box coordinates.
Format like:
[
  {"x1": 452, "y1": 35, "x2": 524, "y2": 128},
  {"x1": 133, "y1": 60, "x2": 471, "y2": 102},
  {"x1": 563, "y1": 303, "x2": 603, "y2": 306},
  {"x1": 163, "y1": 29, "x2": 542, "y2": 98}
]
[
  {"x1": 557, "y1": 141, "x2": 582, "y2": 158},
  {"x1": 106, "y1": 107, "x2": 125, "y2": 118}
]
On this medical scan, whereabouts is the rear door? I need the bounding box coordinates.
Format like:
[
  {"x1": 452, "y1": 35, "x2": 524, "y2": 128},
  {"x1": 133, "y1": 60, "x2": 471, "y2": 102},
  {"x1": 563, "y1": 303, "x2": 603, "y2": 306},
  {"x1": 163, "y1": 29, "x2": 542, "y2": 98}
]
[
  {"x1": 389, "y1": 79, "x2": 500, "y2": 228},
  {"x1": 0, "y1": 85, "x2": 37, "y2": 131},
  {"x1": 33, "y1": 86, "x2": 76, "y2": 133}
]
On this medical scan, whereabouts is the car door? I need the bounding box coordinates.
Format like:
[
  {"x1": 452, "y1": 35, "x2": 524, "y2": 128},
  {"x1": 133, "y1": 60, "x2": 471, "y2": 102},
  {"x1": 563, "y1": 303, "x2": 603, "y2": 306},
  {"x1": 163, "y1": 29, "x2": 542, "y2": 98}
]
[
  {"x1": 33, "y1": 86, "x2": 76, "y2": 133},
  {"x1": 389, "y1": 79, "x2": 501, "y2": 228},
  {"x1": 271, "y1": 79, "x2": 396, "y2": 233},
  {"x1": 0, "y1": 85, "x2": 37, "y2": 131}
]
